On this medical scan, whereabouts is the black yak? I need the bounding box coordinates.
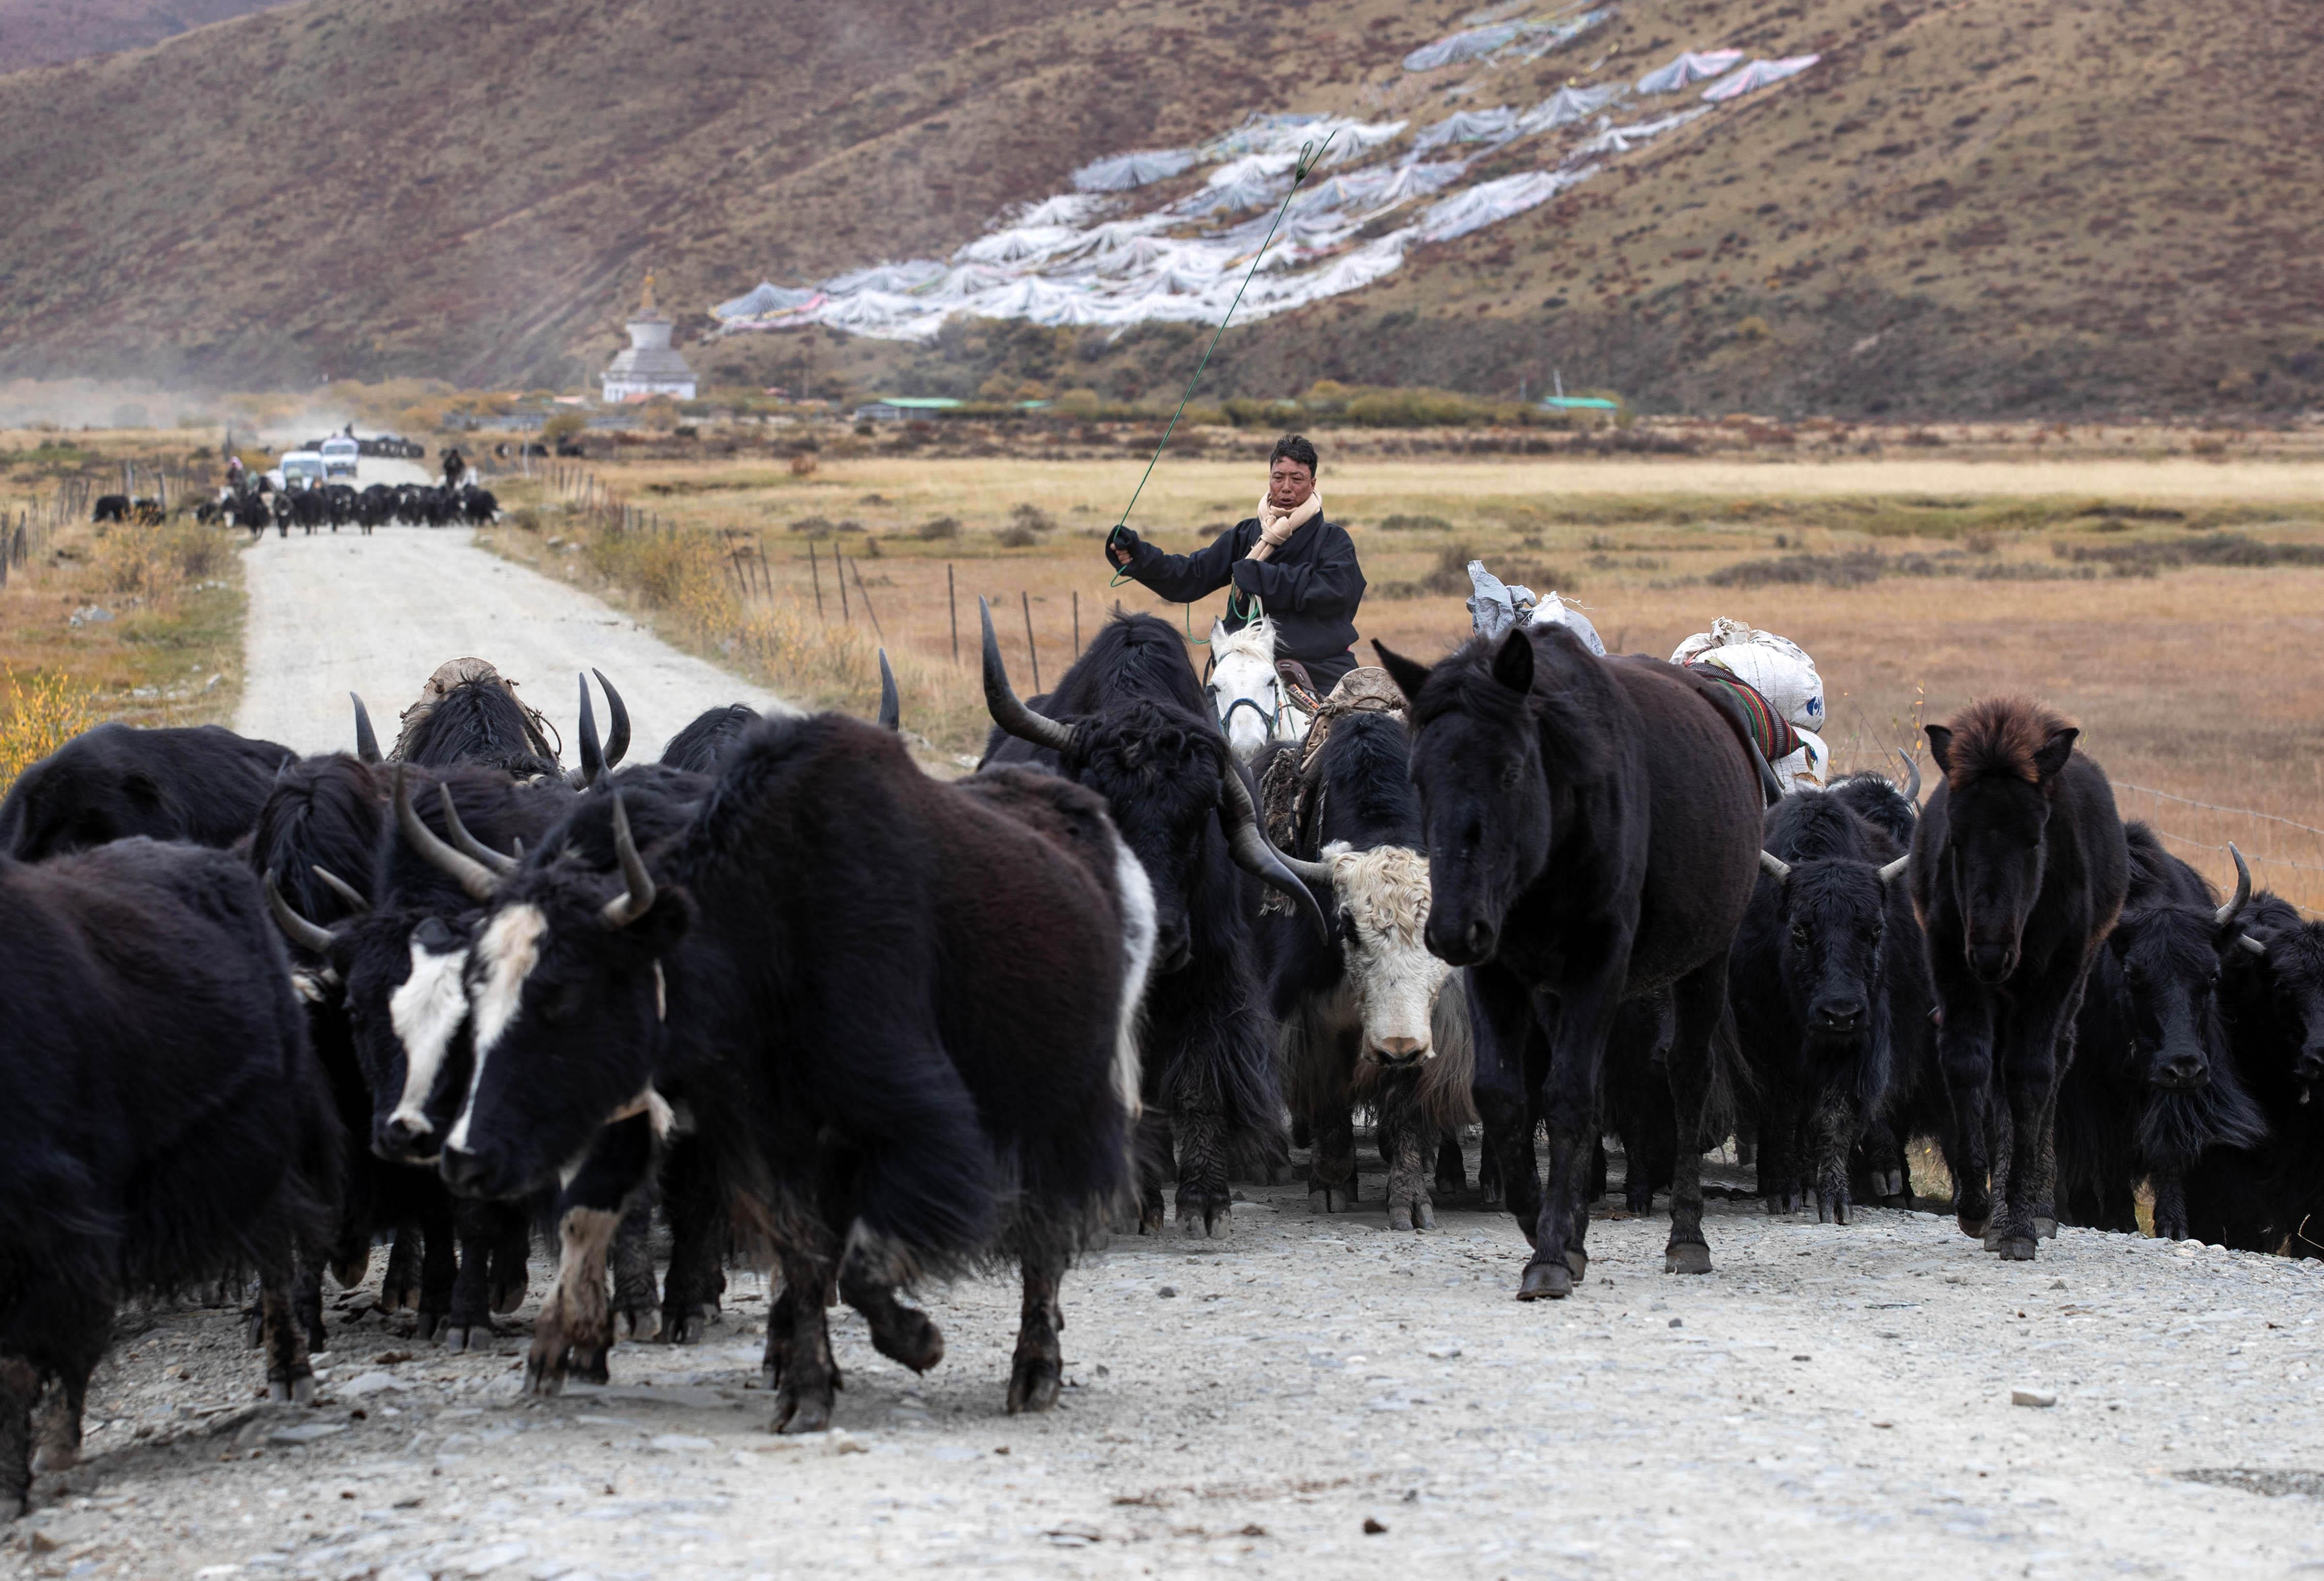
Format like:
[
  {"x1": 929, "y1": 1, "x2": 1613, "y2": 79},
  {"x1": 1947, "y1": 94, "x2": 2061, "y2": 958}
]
[
  {"x1": 980, "y1": 605, "x2": 1320, "y2": 1236},
  {"x1": 424, "y1": 712, "x2": 1156, "y2": 1428},
  {"x1": 1909, "y1": 697, "x2": 2129, "y2": 1260},
  {"x1": 1377, "y1": 625, "x2": 1765, "y2": 1299},
  {"x1": 0, "y1": 841, "x2": 339, "y2": 1513},
  {"x1": 1, "y1": 722, "x2": 295, "y2": 861}
]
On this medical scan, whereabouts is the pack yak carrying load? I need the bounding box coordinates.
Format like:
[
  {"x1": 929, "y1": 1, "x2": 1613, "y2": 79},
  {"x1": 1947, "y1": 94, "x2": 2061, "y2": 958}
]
[{"x1": 1670, "y1": 618, "x2": 1828, "y2": 792}]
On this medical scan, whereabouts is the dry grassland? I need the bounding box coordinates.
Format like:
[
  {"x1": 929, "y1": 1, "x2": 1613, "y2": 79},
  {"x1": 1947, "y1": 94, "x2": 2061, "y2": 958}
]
[{"x1": 483, "y1": 451, "x2": 2324, "y2": 911}]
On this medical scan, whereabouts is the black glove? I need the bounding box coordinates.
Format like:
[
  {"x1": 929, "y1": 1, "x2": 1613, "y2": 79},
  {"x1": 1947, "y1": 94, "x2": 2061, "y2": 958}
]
[{"x1": 1105, "y1": 523, "x2": 1142, "y2": 567}]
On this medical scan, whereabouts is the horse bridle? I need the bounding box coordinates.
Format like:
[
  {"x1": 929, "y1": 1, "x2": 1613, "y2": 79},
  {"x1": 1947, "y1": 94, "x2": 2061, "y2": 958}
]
[{"x1": 1210, "y1": 675, "x2": 1300, "y2": 743}]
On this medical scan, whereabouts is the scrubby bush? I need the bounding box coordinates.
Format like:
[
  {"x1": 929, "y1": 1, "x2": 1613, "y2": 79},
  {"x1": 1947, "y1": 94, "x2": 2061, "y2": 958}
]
[{"x1": 917, "y1": 515, "x2": 962, "y2": 540}]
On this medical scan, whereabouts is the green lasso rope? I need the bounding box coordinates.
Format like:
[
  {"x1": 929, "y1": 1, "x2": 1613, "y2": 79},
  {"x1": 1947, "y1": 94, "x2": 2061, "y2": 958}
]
[{"x1": 1107, "y1": 129, "x2": 1340, "y2": 640}]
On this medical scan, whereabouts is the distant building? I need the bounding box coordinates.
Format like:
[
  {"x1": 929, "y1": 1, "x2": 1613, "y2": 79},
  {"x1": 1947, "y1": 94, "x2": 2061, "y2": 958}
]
[{"x1": 601, "y1": 273, "x2": 696, "y2": 403}]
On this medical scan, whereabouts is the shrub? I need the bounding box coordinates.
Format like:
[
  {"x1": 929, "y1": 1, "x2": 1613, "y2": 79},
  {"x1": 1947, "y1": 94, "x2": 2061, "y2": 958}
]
[
  {"x1": 997, "y1": 523, "x2": 1039, "y2": 548},
  {"x1": 789, "y1": 452, "x2": 819, "y2": 477},
  {"x1": 1379, "y1": 513, "x2": 1455, "y2": 532},
  {"x1": 1343, "y1": 387, "x2": 1492, "y2": 428},
  {"x1": 1007, "y1": 502, "x2": 1054, "y2": 534},
  {"x1": 791, "y1": 515, "x2": 835, "y2": 537},
  {"x1": 541, "y1": 410, "x2": 588, "y2": 446},
  {"x1": 916, "y1": 516, "x2": 961, "y2": 540},
  {"x1": 0, "y1": 667, "x2": 96, "y2": 795},
  {"x1": 1377, "y1": 544, "x2": 1569, "y2": 599}
]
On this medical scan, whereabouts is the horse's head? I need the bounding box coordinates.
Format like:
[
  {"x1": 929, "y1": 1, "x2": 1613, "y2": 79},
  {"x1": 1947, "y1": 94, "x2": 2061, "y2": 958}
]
[{"x1": 1207, "y1": 615, "x2": 1294, "y2": 762}]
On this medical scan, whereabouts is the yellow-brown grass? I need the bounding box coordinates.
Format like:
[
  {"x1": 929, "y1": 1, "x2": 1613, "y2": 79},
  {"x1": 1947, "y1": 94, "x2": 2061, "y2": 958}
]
[{"x1": 483, "y1": 451, "x2": 2324, "y2": 910}]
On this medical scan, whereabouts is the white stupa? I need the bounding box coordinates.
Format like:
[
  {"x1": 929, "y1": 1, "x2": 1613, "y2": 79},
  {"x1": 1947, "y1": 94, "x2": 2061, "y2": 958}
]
[{"x1": 600, "y1": 273, "x2": 696, "y2": 402}]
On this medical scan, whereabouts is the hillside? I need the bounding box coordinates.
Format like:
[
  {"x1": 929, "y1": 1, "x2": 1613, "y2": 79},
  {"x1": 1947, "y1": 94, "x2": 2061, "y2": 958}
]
[
  {"x1": 0, "y1": 0, "x2": 294, "y2": 72},
  {"x1": 0, "y1": 0, "x2": 2318, "y2": 417}
]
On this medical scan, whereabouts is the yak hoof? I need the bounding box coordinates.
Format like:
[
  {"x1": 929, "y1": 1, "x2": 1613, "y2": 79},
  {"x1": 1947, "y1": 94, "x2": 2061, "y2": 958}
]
[
  {"x1": 1958, "y1": 1212, "x2": 1991, "y2": 1241},
  {"x1": 1885, "y1": 1169, "x2": 1908, "y2": 1200},
  {"x1": 1204, "y1": 1205, "x2": 1231, "y2": 1238},
  {"x1": 526, "y1": 1363, "x2": 566, "y2": 1398},
  {"x1": 871, "y1": 1310, "x2": 945, "y2": 1376},
  {"x1": 1563, "y1": 1245, "x2": 1589, "y2": 1283},
  {"x1": 1309, "y1": 1187, "x2": 1347, "y2": 1215},
  {"x1": 1665, "y1": 1240, "x2": 1714, "y2": 1276},
  {"x1": 1995, "y1": 1235, "x2": 2039, "y2": 1261},
  {"x1": 1415, "y1": 1200, "x2": 1436, "y2": 1231},
  {"x1": 1517, "y1": 1259, "x2": 1573, "y2": 1301},
  {"x1": 413, "y1": 1311, "x2": 442, "y2": 1343},
  {"x1": 617, "y1": 1308, "x2": 659, "y2": 1342},
  {"x1": 444, "y1": 1326, "x2": 474, "y2": 1354},
  {"x1": 1006, "y1": 1356, "x2": 1061, "y2": 1415},
  {"x1": 773, "y1": 1388, "x2": 833, "y2": 1435},
  {"x1": 331, "y1": 1254, "x2": 371, "y2": 1290},
  {"x1": 267, "y1": 1379, "x2": 289, "y2": 1403},
  {"x1": 2033, "y1": 1216, "x2": 2058, "y2": 1241},
  {"x1": 491, "y1": 1280, "x2": 527, "y2": 1316}
]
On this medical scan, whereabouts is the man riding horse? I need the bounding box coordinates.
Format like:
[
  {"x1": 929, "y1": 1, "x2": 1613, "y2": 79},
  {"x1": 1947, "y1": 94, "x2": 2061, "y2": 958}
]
[{"x1": 1104, "y1": 434, "x2": 1367, "y2": 695}]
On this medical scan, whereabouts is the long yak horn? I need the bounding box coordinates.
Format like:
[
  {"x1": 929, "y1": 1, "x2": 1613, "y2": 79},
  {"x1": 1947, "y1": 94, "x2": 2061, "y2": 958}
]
[
  {"x1": 1895, "y1": 748, "x2": 1922, "y2": 806},
  {"x1": 979, "y1": 597, "x2": 1076, "y2": 757},
  {"x1": 1759, "y1": 849, "x2": 1793, "y2": 884},
  {"x1": 351, "y1": 693, "x2": 382, "y2": 764},
  {"x1": 876, "y1": 649, "x2": 901, "y2": 731},
  {"x1": 601, "y1": 792, "x2": 657, "y2": 927},
  {"x1": 1219, "y1": 758, "x2": 1328, "y2": 942},
  {"x1": 393, "y1": 764, "x2": 500, "y2": 903},
  {"x1": 2216, "y1": 843, "x2": 2253, "y2": 928},
  {"x1": 310, "y1": 864, "x2": 372, "y2": 916},
  {"x1": 574, "y1": 673, "x2": 604, "y2": 787},
  {"x1": 265, "y1": 870, "x2": 339, "y2": 955},
  {"x1": 437, "y1": 784, "x2": 518, "y2": 876},
  {"x1": 1877, "y1": 853, "x2": 1911, "y2": 885},
  {"x1": 592, "y1": 669, "x2": 631, "y2": 768}
]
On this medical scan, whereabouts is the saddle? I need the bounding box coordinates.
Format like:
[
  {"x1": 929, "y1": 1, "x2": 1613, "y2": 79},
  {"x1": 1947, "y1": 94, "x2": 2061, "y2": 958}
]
[{"x1": 1258, "y1": 666, "x2": 1406, "y2": 867}]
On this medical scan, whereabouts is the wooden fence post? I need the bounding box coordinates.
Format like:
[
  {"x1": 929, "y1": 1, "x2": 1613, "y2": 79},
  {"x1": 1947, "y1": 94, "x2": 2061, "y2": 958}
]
[
  {"x1": 1072, "y1": 590, "x2": 1080, "y2": 655},
  {"x1": 947, "y1": 563, "x2": 959, "y2": 666},
  {"x1": 836, "y1": 550, "x2": 851, "y2": 623},
  {"x1": 808, "y1": 542, "x2": 825, "y2": 621},
  {"x1": 849, "y1": 557, "x2": 886, "y2": 642},
  {"x1": 1022, "y1": 589, "x2": 1041, "y2": 694}
]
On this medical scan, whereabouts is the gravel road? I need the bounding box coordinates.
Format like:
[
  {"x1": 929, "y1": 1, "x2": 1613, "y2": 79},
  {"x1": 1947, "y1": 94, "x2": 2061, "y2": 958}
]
[
  {"x1": 234, "y1": 462, "x2": 782, "y2": 756},
  {"x1": 17, "y1": 1163, "x2": 2324, "y2": 1581}
]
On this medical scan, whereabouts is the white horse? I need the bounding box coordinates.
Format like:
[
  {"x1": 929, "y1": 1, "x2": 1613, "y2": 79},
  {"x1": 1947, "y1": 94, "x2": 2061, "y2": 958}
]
[{"x1": 1206, "y1": 614, "x2": 1314, "y2": 762}]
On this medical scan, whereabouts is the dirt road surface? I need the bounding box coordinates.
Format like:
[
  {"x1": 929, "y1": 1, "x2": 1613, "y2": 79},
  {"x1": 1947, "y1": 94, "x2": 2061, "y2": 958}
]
[
  {"x1": 19, "y1": 1170, "x2": 2324, "y2": 1580},
  {"x1": 235, "y1": 461, "x2": 782, "y2": 755}
]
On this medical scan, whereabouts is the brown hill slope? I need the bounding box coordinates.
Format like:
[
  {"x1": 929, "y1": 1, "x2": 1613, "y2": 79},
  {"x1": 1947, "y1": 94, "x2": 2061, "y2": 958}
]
[
  {"x1": 0, "y1": 0, "x2": 2318, "y2": 416},
  {"x1": 0, "y1": 0, "x2": 295, "y2": 72}
]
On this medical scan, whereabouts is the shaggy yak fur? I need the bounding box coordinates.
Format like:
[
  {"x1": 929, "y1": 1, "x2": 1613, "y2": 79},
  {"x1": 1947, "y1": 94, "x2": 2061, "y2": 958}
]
[
  {"x1": 432, "y1": 714, "x2": 1153, "y2": 1430},
  {"x1": 1908, "y1": 697, "x2": 2128, "y2": 1261},
  {"x1": 1377, "y1": 624, "x2": 1764, "y2": 1301},
  {"x1": 2055, "y1": 827, "x2": 2266, "y2": 1240},
  {"x1": 0, "y1": 841, "x2": 339, "y2": 1514},
  {"x1": 2188, "y1": 892, "x2": 2324, "y2": 1257},
  {"x1": 1258, "y1": 712, "x2": 1476, "y2": 1231},
  {"x1": 981, "y1": 611, "x2": 1302, "y2": 1237},
  {"x1": 0, "y1": 722, "x2": 296, "y2": 860}
]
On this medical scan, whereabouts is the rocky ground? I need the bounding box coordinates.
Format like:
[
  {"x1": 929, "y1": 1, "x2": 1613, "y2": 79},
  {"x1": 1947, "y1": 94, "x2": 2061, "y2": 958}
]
[{"x1": 10, "y1": 1149, "x2": 2322, "y2": 1581}]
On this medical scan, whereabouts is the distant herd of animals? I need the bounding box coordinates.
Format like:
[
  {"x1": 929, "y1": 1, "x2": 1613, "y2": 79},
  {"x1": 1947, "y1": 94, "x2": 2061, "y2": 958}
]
[
  {"x1": 93, "y1": 481, "x2": 501, "y2": 537},
  {"x1": 1, "y1": 594, "x2": 2318, "y2": 1513}
]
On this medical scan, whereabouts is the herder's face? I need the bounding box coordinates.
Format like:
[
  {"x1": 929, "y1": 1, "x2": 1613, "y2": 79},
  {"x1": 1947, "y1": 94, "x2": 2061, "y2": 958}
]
[{"x1": 1267, "y1": 459, "x2": 1314, "y2": 510}]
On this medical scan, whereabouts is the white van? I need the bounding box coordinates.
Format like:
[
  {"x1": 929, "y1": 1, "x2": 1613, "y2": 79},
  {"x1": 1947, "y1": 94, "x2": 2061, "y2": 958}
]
[
  {"x1": 279, "y1": 451, "x2": 327, "y2": 489},
  {"x1": 320, "y1": 436, "x2": 360, "y2": 479}
]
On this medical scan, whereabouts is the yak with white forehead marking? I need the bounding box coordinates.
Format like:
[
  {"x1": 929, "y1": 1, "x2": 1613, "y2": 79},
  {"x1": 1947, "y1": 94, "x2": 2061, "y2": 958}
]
[
  {"x1": 263, "y1": 762, "x2": 572, "y2": 1351},
  {"x1": 980, "y1": 604, "x2": 1322, "y2": 1237},
  {"x1": 2055, "y1": 826, "x2": 2266, "y2": 1241},
  {"x1": 434, "y1": 711, "x2": 1155, "y2": 1430},
  {"x1": 1258, "y1": 712, "x2": 1473, "y2": 1230}
]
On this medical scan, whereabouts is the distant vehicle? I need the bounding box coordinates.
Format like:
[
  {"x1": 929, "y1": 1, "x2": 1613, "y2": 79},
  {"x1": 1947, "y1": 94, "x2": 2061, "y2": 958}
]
[
  {"x1": 278, "y1": 451, "x2": 327, "y2": 490},
  {"x1": 320, "y1": 436, "x2": 360, "y2": 478}
]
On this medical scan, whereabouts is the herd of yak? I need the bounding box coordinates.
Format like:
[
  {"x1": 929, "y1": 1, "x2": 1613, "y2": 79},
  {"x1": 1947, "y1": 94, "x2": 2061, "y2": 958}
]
[
  {"x1": 1, "y1": 605, "x2": 2319, "y2": 1514},
  {"x1": 92, "y1": 481, "x2": 501, "y2": 539}
]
